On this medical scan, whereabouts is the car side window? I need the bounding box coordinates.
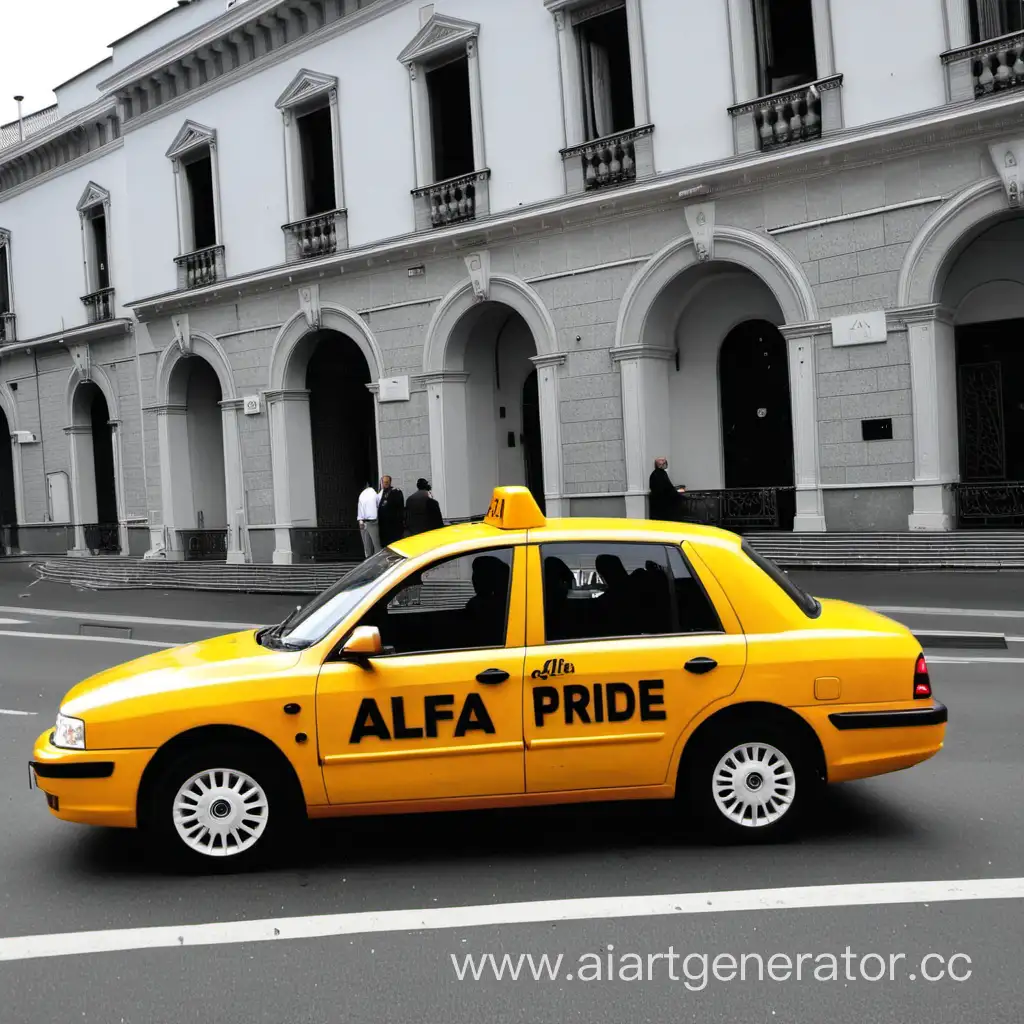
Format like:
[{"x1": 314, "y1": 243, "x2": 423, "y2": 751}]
[
  {"x1": 540, "y1": 541, "x2": 719, "y2": 643},
  {"x1": 358, "y1": 547, "x2": 514, "y2": 656}
]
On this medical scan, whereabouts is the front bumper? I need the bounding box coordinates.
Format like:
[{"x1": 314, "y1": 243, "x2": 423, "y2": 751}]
[{"x1": 30, "y1": 730, "x2": 156, "y2": 828}]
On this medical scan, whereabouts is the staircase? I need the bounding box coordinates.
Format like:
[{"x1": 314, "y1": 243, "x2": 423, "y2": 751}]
[{"x1": 28, "y1": 531, "x2": 1024, "y2": 594}]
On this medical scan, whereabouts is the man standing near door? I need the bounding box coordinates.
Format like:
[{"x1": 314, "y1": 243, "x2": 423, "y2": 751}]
[
  {"x1": 377, "y1": 475, "x2": 406, "y2": 548},
  {"x1": 357, "y1": 481, "x2": 380, "y2": 558}
]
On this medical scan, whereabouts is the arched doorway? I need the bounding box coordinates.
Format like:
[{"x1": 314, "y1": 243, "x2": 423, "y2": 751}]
[
  {"x1": 0, "y1": 405, "x2": 16, "y2": 554},
  {"x1": 442, "y1": 302, "x2": 543, "y2": 519},
  {"x1": 165, "y1": 356, "x2": 228, "y2": 559},
  {"x1": 942, "y1": 215, "x2": 1024, "y2": 526},
  {"x1": 68, "y1": 380, "x2": 120, "y2": 554}
]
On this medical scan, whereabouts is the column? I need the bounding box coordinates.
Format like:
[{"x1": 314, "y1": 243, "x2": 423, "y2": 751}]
[
  {"x1": 466, "y1": 39, "x2": 486, "y2": 172},
  {"x1": 906, "y1": 305, "x2": 958, "y2": 530},
  {"x1": 780, "y1": 326, "x2": 827, "y2": 532},
  {"x1": 422, "y1": 372, "x2": 469, "y2": 520},
  {"x1": 531, "y1": 353, "x2": 567, "y2": 518},
  {"x1": 625, "y1": 0, "x2": 650, "y2": 124},
  {"x1": 612, "y1": 345, "x2": 674, "y2": 519},
  {"x1": 109, "y1": 420, "x2": 129, "y2": 555},
  {"x1": 328, "y1": 86, "x2": 346, "y2": 211},
  {"x1": 267, "y1": 389, "x2": 316, "y2": 564},
  {"x1": 156, "y1": 404, "x2": 191, "y2": 559},
  {"x1": 220, "y1": 399, "x2": 248, "y2": 564},
  {"x1": 64, "y1": 425, "x2": 95, "y2": 555},
  {"x1": 809, "y1": 0, "x2": 836, "y2": 77}
]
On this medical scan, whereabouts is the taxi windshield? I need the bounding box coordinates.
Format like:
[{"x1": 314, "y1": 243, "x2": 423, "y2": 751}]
[{"x1": 263, "y1": 548, "x2": 406, "y2": 649}]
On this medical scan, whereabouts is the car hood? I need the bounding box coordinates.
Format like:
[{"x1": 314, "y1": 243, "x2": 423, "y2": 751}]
[{"x1": 61, "y1": 630, "x2": 301, "y2": 717}]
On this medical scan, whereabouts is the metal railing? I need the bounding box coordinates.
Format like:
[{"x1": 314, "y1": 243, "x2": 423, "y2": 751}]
[
  {"x1": 178, "y1": 529, "x2": 228, "y2": 561},
  {"x1": 81, "y1": 287, "x2": 115, "y2": 324},
  {"x1": 291, "y1": 527, "x2": 364, "y2": 562},
  {"x1": 81, "y1": 522, "x2": 121, "y2": 554},
  {"x1": 677, "y1": 487, "x2": 796, "y2": 532},
  {"x1": 561, "y1": 124, "x2": 654, "y2": 191},
  {"x1": 953, "y1": 481, "x2": 1024, "y2": 527}
]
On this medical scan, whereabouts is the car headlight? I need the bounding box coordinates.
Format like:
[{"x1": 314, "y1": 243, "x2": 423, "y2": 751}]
[{"x1": 53, "y1": 712, "x2": 86, "y2": 750}]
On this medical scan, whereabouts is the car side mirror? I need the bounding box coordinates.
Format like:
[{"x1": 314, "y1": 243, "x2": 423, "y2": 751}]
[{"x1": 342, "y1": 626, "x2": 383, "y2": 658}]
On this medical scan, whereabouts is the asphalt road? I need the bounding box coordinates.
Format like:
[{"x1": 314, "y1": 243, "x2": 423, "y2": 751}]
[{"x1": 0, "y1": 565, "x2": 1021, "y2": 1023}]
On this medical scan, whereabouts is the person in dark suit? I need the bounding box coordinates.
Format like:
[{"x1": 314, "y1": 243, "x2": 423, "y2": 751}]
[
  {"x1": 405, "y1": 478, "x2": 444, "y2": 536},
  {"x1": 648, "y1": 458, "x2": 684, "y2": 522},
  {"x1": 377, "y1": 475, "x2": 406, "y2": 547}
]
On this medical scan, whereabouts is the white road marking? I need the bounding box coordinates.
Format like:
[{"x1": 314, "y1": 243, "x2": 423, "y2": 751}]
[
  {"x1": 0, "y1": 877, "x2": 1020, "y2": 964},
  {"x1": 0, "y1": 629, "x2": 174, "y2": 649},
  {"x1": 872, "y1": 604, "x2": 1024, "y2": 620},
  {"x1": 928, "y1": 654, "x2": 1024, "y2": 665},
  {"x1": 0, "y1": 618, "x2": 28, "y2": 625},
  {"x1": 0, "y1": 709, "x2": 38, "y2": 716},
  {"x1": 0, "y1": 605, "x2": 261, "y2": 631}
]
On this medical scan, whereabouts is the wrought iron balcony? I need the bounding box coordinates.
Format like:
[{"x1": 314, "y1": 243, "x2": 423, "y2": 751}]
[
  {"x1": 942, "y1": 31, "x2": 1024, "y2": 102},
  {"x1": 291, "y1": 527, "x2": 363, "y2": 562},
  {"x1": 953, "y1": 481, "x2": 1024, "y2": 527},
  {"x1": 81, "y1": 287, "x2": 115, "y2": 324},
  {"x1": 0, "y1": 311, "x2": 15, "y2": 344},
  {"x1": 561, "y1": 124, "x2": 655, "y2": 192},
  {"x1": 412, "y1": 169, "x2": 491, "y2": 231},
  {"x1": 178, "y1": 529, "x2": 228, "y2": 561},
  {"x1": 81, "y1": 522, "x2": 121, "y2": 554},
  {"x1": 174, "y1": 244, "x2": 225, "y2": 290},
  {"x1": 677, "y1": 487, "x2": 796, "y2": 532},
  {"x1": 728, "y1": 75, "x2": 843, "y2": 155},
  {"x1": 283, "y1": 209, "x2": 347, "y2": 263}
]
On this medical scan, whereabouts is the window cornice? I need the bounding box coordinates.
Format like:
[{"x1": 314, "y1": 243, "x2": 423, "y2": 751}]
[
  {"x1": 76, "y1": 181, "x2": 111, "y2": 213},
  {"x1": 397, "y1": 13, "x2": 479, "y2": 67},
  {"x1": 166, "y1": 120, "x2": 216, "y2": 161},
  {"x1": 275, "y1": 68, "x2": 338, "y2": 111}
]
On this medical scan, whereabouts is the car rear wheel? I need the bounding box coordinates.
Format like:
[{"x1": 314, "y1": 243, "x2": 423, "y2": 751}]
[
  {"x1": 148, "y1": 744, "x2": 293, "y2": 869},
  {"x1": 682, "y1": 722, "x2": 817, "y2": 841}
]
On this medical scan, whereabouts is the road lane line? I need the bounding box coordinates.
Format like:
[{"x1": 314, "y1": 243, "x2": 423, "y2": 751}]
[
  {"x1": 0, "y1": 709, "x2": 38, "y2": 716},
  {"x1": 0, "y1": 877, "x2": 1020, "y2": 963},
  {"x1": 0, "y1": 618, "x2": 28, "y2": 625},
  {"x1": 928, "y1": 654, "x2": 1024, "y2": 665},
  {"x1": 0, "y1": 630, "x2": 174, "y2": 649},
  {"x1": 0, "y1": 606, "x2": 262, "y2": 631},
  {"x1": 872, "y1": 604, "x2": 1024, "y2": 619}
]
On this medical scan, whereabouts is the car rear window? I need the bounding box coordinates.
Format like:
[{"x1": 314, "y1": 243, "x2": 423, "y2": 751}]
[{"x1": 741, "y1": 541, "x2": 821, "y2": 619}]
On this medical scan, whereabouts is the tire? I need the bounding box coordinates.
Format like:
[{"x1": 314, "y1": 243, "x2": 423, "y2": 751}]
[
  {"x1": 681, "y1": 720, "x2": 818, "y2": 842},
  {"x1": 146, "y1": 742, "x2": 296, "y2": 870}
]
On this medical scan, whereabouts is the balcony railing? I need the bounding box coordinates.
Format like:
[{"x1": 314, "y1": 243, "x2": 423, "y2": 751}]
[
  {"x1": 81, "y1": 523, "x2": 121, "y2": 554},
  {"x1": 81, "y1": 287, "x2": 115, "y2": 324},
  {"x1": 942, "y1": 31, "x2": 1024, "y2": 101},
  {"x1": 0, "y1": 311, "x2": 15, "y2": 344},
  {"x1": 291, "y1": 527, "x2": 363, "y2": 563},
  {"x1": 953, "y1": 481, "x2": 1024, "y2": 527},
  {"x1": 728, "y1": 75, "x2": 843, "y2": 155},
  {"x1": 412, "y1": 169, "x2": 491, "y2": 231},
  {"x1": 283, "y1": 209, "x2": 347, "y2": 263},
  {"x1": 677, "y1": 487, "x2": 797, "y2": 532},
  {"x1": 174, "y1": 244, "x2": 225, "y2": 290},
  {"x1": 178, "y1": 529, "x2": 228, "y2": 561},
  {"x1": 561, "y1": 124, "x2": 655, "y2": 193}
]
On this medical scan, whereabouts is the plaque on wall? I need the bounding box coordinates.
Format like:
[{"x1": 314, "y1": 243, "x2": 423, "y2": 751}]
[
  {"x1": 378, "y1": 376, "x2": 411, "y2": 403},
  {"x1": 831, "y1": 310, "x2": 887, "y2": 347}
]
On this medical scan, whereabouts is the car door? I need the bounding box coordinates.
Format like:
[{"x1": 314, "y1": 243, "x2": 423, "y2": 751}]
[
  {"x1": 523, "y1": 539, "x2": 747, "y2": 793},
  {"x1": 316, "y1": 544, "x2": 527, "y2": 806}
]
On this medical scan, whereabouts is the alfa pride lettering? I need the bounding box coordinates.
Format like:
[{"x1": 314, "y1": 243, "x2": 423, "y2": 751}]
[
  {"x1": 531, "y1": 658, "x2": 575, "y2": 680},
  {"x1": 486, "y1": 497, "x2": 506, "y2": 521},
  {"x1": 349, "y1": 694, "x2": 495, "y2": 744},
  {"x1": 532, "y1": 680, "x2": 666, "y2": 727}
]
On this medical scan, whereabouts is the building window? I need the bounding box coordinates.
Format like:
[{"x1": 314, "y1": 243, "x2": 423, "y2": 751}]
[
  {"x1": 753, "y1": 0, "x2": 818, "y2": 95},
  {"x1": 970, "y1": 0, "x2": 1024, "y2": 41},
  {"x1": 166, "y1": 121, "x2": 225, "y2": 289},
  {"x1": 576, "y1": 4, "x2": 635, "y2": 140},
  {"x1": 399, "y1": 13, "x2": 490, "y2": 229},
  {"x1": 276, "y1": 70, "x2": 347, "y2": 260},
  {"x1": 76, "y1": 183, "x2": 114, "y2": 322}
]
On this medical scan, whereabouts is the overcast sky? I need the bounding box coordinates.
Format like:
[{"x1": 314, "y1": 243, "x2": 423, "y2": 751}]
[{"x1": 0, "y1": 0, "x2": 176, "y2": 126}]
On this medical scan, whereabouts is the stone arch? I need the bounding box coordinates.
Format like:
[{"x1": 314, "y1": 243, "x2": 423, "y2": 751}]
[
  {"x1": 422, "y1": 273, "x2": 564, "y2": 518},
  {"x1": 65, "y1": 362, "x2": 120, "y2": 426},
  {"x1": 156, "y1": 330, "x2": 236, "y2": 406},
  {"x1": 897, "y1": 177, "x2": 1006, "y2": 308},
  {"x1": 269, "y1": 304, "x2": 383, "y2": 392},
  {"x1": 616, "y1": 224, "x2": 818, "y2": 351}
]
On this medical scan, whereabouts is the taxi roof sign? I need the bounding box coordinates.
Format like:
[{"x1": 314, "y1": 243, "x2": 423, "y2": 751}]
[{"x1": 483, "y1": 486, "x2": 546, "y2": 530}]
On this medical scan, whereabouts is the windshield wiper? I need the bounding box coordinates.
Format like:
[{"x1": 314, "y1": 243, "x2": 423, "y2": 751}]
[{"x1": 259, "y1": 604, "x2": 304, "y2": 649}]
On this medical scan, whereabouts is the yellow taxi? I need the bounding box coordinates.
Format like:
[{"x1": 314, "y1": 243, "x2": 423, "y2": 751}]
[{"x1": 30, "y1": 486, "x2": 947, "y2": 865}]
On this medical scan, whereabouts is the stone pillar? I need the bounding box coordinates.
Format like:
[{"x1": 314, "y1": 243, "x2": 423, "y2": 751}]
[
  {"x1": 612, "y1": 345, "x2": 674, "y2": 519},
  {"x1": 155, "y1": 404, "x2": 191, "y2": 560},
  {"x1": 530, "y1": 353, "x2": 566, "y2": 517},
  {"x1": 780, "y1": 325, "x2": 827, "y2": 532},
  {"x1": 109, "y1": 420, "x2": 128, "y2": 554},
  {"x1": 64, "y1": 424, "x2": 95, "y2": 555},
  {"x1": 906, "y1": 305, "x2": 957, "y2": 530},
  {"x1": 220, "y1": 398, "x2": 248, "y2": 564},
  {"x1": 423, "y1": 371, "x2": 470, "y2": 521},
  {"x1": 267, "y1": 389, "x2": 316, "y2": 564}
]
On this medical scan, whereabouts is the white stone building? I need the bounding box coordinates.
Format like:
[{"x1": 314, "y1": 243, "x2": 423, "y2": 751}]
[{"x1": 2, "y1": 0, "x2": 1024, "y2": 562}]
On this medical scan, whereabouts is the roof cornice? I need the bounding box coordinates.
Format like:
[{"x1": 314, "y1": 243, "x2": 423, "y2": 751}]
[{"x1": 0, "y1": 97, "x2": 117, "y2": 169}]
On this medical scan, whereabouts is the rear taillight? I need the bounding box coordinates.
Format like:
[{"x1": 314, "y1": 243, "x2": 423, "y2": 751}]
[{"x1": 914, "y1": 653, "x2": 932, "y2": 699}]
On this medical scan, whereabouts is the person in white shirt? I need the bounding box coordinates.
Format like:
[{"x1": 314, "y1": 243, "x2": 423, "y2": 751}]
[{"x1": 357, "y1": 483, "x2": 380, "y2": 558}]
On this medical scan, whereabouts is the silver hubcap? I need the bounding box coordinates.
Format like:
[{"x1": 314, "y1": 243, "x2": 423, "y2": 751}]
[
  {"x1": 713, "y1": 742, "x2": 795, "y2": 828},
  {"x1": 172, "y1": 768, "x2": 269, "y2": 857}
]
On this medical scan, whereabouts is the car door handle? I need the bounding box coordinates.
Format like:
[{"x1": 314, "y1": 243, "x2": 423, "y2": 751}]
[
  {"x1": 476, "y1": 668, "x2": 510, "y2": 685},
  {"x1": 685, "y1": 657, "x2": 718, "y2": 675}
]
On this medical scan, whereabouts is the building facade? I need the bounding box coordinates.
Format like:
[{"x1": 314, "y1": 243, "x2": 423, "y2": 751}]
[{"x1": 2, "y1": 0, "x2": 1024, "y2": 561}]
